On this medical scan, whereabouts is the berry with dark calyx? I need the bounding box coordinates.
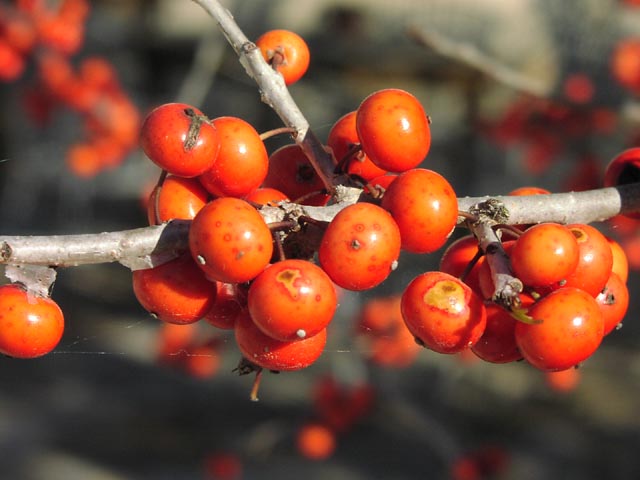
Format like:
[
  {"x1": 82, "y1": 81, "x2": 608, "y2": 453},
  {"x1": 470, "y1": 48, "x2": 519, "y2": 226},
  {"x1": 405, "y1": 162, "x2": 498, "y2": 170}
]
[
  {"x1": 262, "y1": 144, "x2": 330, "y2": 206},
  {"x1": 596, "y1": 272, "x2": 629, "y2": 336},
  {"x1": 189, "y1": 197, "x2": 274, "y2": 284},
  {"x1": 140, "y1": 103, "x2": 219, "y2": 178},
  {"x1": 318, "y1": 202, "x2": 401, "y2": 291},
  {"x1": 255, "y1": 29, "x2": 310, "y2": 85}
]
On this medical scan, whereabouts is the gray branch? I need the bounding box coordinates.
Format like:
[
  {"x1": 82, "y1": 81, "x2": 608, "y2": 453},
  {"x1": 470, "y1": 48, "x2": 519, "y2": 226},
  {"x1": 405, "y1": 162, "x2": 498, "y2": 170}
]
[
  {"x1": 190, "y1": 0, "x2": 339, "y2": 193},
  {"x1": 2, "y1": 184, "x2": 639, "y2": 270}
]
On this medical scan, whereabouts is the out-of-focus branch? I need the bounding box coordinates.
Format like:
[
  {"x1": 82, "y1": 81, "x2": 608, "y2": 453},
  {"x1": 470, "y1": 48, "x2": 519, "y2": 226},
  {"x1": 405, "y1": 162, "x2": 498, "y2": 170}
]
[
  {"x1": 190, "y1": 0, "x2": 339, "y2": 194},
  {"x1": 407, "y1": 25, "x2": 550, "y2": 97}
]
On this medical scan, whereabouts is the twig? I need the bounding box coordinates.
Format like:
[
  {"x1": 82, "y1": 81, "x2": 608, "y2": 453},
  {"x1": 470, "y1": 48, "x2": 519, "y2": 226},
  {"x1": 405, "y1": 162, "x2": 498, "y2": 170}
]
[
  {"x1": 407, "y1": 25, "x2": 550, "y2": 97},
  {"x1": 2, "y1": 184, "x2": 640, "y2": 269},
  {"x1": 190, "y1": 0, "x2": 339, "y2": 194}
]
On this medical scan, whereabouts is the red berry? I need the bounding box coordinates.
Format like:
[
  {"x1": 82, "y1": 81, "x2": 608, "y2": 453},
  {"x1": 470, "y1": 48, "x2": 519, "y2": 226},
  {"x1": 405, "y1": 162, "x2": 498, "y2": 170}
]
[
  {"x1": 234, "y1": 311, "x2": 327, "y2": 371},
  {"x1": 132, "y1": 253, "x2": 217, "y2": 324},
  {"x1": 439, "y1": 234, "x2": 485, "y2": 295},
  {"x1": 318, "y1": 202, "x2": 401, "y2": 291},
  {"x1": 356, "y1": 89, "x2": 431, "y2": 172},
  {"x1": 262, "y1": 144, "x2": 330, "y2": 206},
  {"x1": 245, "y1": 187, "x2": 289, "y2": 206},
  {"x1": 381, "y1": 168, "x2": 458, "y2": 254},
  {"x1": 562, "y1": 224, "x2": 613, "y2": 296},
  {"x1": 596, "y1": 272, "x2": 629, "y2": 336},
  {"x1": 140, "y1": 103, "x2": 220, "y2": 177},
  {"x1": 401, "y1": 271, "x2": 487, "y2": 354},
  {"x1": 327, "y1": 111, "x2": 387, "y2": 181},
  {"x1": 255, "y1": 29, "x2": 310, "y2": 85},
  {"x1": 248, "y1": 259, "x2": 336, "y2": 342},
  {"x1": 203, "y1": 282, "x2": 245, "y2": 330},
  {"x1": 147, "y1": 174, "x2": 209, "y2": 225},
  {"x1": 607, "y1": 236, "x2": 629, "y2": 283},
  {"x1": 198, "y1": 116, "x2": 268, "y2": 198},
  {"x1": 515, "y1": 287, "x2": 604, "y2": 371},
  {"x1": 510, "y1": 223, "x2": 579, "y2": 287},
  {"x1": 189, "y1": 197, "x2": 274, "y2": 284},
  {"x1": 0, "y1": 284, "x2": 64, "y2": 358}
]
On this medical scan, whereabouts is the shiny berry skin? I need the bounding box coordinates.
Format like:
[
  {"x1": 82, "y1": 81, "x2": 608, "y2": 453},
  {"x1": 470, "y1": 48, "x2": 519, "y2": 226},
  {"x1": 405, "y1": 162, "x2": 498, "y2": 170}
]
[
  {"x1": 132, "y1": 253, "x2": 217, "y2": 324},
  {"x1": 0, "y1": 284, "x2": 64, "y2": 358},
  {"x1": 562, "y1": 224, "x2": 613, "y2": 296},
  {"x1": 327, "y1": 111, "x2": 387, "y2": 181},
  {"x1": 401, "y1": 271, "x2": 487, "y2": 354},
  {"x1": 147, "y1": 174, "x2": 209, "y2": 225},
  {"x1": 262, "y1": 144, "x2": 330, "y2": 206},
  {"x1": 318, "y1": 202, "x2": 401, "y2": 291},
  {"x1": 381, "y1": 168, "x2": 458, "y2": 254},
  {"x1": 140, "y1": 103, "x2": 219, "y2": 177},
  {"x1": 234, "y1": 311, "x2": 326, "y2": 371},
  {"x1": 597, "y1": 272, "x2": 629, "y2": 335},
  {"x1": 607, "y1": 236, "x2": 629, "y2": 283},
  {"x1": 245, "y1": 187, "x2": 289, "y2": 206},
  {"x1": 189, "y1": 197, "x2": 273, "y2": 284},
  {"x1": 248, "y1": 259, "x2": 337, "y2": 342},
  {"x1": 356, "y1": 88, "x2": 431, "y2": 172},
  {"x1": 255, "y1": 29, "x2": 310, "y2": 85},
  {"x1": 439, "y1": 234, "x2": 485, "y2": 295},
  {"x1": 510, "y1": 223, "x2": 579, "y2": 287},
  {"x1": 515, "y1": 287, "x2": 604, "y2": 371},
  {"x1": 198, "y1": 116, "x2": 268, "y2": 198}
]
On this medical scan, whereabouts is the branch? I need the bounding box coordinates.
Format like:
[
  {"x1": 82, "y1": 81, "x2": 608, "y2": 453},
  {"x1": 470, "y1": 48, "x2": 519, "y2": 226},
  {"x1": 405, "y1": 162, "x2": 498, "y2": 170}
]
[
  {"x1": 0, "y1": 221, "x2": 191, "y2": 270},
  {"x1": 190, "y1": 0, "x2": 339, "y2": 194},
  {"x1": 1, "y1": 184, "x2": 639, "y2": 270},
  {"x1": 406, "y1": 25, "x2": 550, "y2": 97}
]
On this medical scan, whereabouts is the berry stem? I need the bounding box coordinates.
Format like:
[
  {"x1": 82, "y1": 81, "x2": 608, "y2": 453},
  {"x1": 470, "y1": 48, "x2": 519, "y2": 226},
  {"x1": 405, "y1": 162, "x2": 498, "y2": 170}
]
[
  {"x1": 468, "y1": 222, "x2": 522, "y2": 307},
  {"x1": 259, "y1": 126, "x2": 296, "y2": 141}
]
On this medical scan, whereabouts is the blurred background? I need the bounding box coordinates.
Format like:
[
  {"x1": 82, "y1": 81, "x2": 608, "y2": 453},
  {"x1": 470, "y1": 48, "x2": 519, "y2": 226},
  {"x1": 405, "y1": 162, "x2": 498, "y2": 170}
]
[{"x1": 1, "y1": 0, "x2": 640, "y2": 478}]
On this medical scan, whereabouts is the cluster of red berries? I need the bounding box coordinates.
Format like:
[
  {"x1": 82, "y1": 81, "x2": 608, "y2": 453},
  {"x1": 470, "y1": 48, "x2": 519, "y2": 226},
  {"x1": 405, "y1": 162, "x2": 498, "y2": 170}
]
[
  {"x1": 0, "y1": 0, "x2": 140, "y2": 177},
  {"x1": 131, "y1": 75, "x2": 453, "y2": 385},
  {"x1": 0, "y1": 26, "x2": 634, "y2": 401}
]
